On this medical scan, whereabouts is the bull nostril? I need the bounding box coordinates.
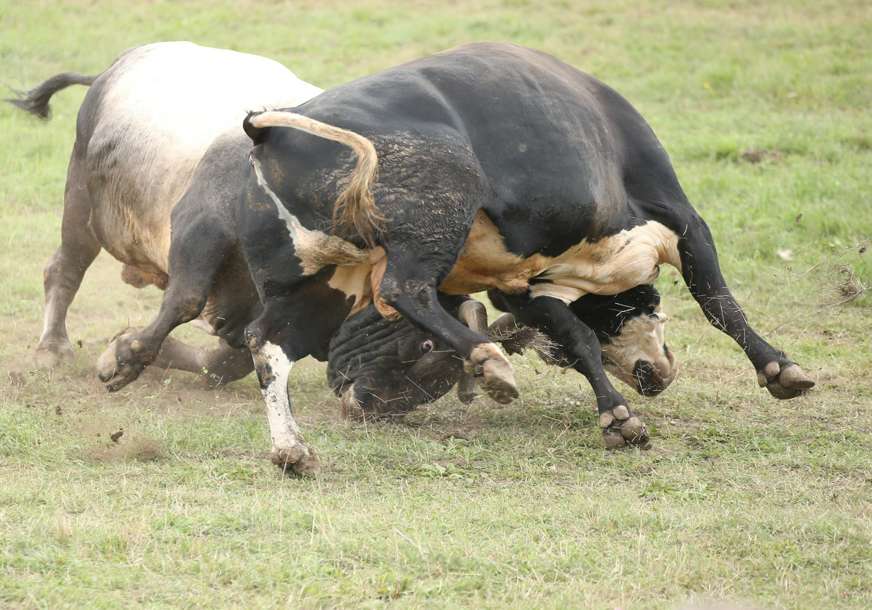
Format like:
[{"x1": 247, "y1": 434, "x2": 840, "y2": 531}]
[
  {"x1": 633, "y1": 359, "x2": 663, "y2": 397},
  {"x1": 340, "y1": 384, "x2": 365, "y2": 420}
]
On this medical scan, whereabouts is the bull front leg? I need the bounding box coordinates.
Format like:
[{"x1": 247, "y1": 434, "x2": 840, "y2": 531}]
[
  {"x1": 247, "y1": 337, "x2": 318, "y2": 476},
  {"x1": 242, "y1": 295, "x2": 327, "y2": 477},
  {"x1": 97, "y1": 216, "x2": 232, "y2": 391},
  {"x1": 676, "y1": 212, "x2": 814, "y2": 397},
  {"x1": 97, "y1": 282, "x2": 211, "y2": 391},
  {"x1": 378, "y1": 250, "x2": 519, "y2": 405},
  {"x1": 490, "y1": 291, "x2": 649, "y2": 449}
]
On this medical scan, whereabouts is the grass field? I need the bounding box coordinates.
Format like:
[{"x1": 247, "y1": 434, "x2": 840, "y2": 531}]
[{"x1": 1, "y1": 0, "x2": 871, "y2": 608}]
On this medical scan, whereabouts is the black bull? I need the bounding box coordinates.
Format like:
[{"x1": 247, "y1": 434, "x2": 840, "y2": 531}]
[{"x1": 235, "y1": 42, "x2": 813, "y2": 468}]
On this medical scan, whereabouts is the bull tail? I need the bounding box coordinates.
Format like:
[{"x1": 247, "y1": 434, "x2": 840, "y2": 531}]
[
  {"x1": 6, "y1": 72, "x2": 96, "y2": 119},
  {"x1": 244, "y1": 110, "x2": 384, "y2": 247}
]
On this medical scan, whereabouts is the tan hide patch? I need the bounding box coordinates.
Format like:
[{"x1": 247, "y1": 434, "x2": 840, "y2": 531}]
[
  {"x1": 369, "y1": 248, "x2": 401, "y2": 320},
  {"x1": 442, "y1": 210, "x2": 682, "y2": 303}
]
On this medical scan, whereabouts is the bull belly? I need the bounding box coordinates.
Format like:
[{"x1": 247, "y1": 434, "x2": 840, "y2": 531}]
[
  {"x1": 441, "y1": 256, "x2": 662, "y2": 302},
  {"x1": 439, "y1": 213, "x2": 680, "y2": 301}
]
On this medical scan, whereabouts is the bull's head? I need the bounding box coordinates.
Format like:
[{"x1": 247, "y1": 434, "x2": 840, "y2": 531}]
[
  {"x1": 327, "y1": 295, "x2": 525, "y2": 418},
  {"x1": 328, "y1": 286, "x2": 677, "y2": 419},
  {"x1": 567, "y1": 284, "x2": 678, "y2": 396}
]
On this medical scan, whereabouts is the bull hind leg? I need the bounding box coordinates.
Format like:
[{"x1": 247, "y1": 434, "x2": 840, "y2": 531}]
[
  {"x1": 675, "y1": 212, "x2": 814, "y2": 398},
  {"x1": 36, "y1": 152, "x2": 101, "y2": 368},
  {"x1": 490, "y1": 290, "x2": 650, "y2": 449}
]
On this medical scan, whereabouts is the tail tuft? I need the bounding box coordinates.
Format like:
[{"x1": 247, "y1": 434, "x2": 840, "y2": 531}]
[{"x1": 6, "y1": 72, "x2": 96, "y2": 119}]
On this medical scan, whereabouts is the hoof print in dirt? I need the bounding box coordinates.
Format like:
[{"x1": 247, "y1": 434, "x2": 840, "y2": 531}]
[
  {"x1": 599, "y1": 405, "x2": 650, "y2": 449},
  {"x1": 757, "y1": 360, "x2": 815, "y2": 399}
]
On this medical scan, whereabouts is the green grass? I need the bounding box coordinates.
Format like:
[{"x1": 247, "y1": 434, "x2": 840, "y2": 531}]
[{"x1": 1, "y1": 0, "x2": 871, "y2": 608}]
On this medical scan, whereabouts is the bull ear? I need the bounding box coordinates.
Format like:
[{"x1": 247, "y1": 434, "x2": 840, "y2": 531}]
[
  {"x1": 243, "y1": 111, "x2": 268, "y2": 144},
  {"x1": 456, "y1": 299, "x2": 488, "y2": 404}
]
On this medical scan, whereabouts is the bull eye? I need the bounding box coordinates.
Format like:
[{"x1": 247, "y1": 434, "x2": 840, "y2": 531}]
[{"x1": 420, "y1": 340, "x2": 435, "y2": 354}]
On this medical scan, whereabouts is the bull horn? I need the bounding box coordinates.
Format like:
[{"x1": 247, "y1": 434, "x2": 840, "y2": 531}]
[
  {"x1": 456, "y1": 299, "x2": 488, "y2": 404},
  {"x1": 487, "y1": 312, "x2": 528, "y2": 355},
  {"x1": 244, "y1": 110, "x2": 385, "y2": 247},
  {"x1": 487, "y1": 313, "x2": 518, "y2": 339},
  {"x1": 488, "y1": 313, "x2": 553, "y2": 358}
]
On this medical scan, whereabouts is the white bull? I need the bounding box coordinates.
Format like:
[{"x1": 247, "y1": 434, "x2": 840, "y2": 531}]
[{"x1": 17, "y1": 42, "x2": 320, "y2": 381}]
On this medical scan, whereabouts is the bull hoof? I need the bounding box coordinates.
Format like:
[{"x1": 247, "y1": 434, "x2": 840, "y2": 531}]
[
  {"x1": 464, "y1": 343, "x2": 518, "y2": 405},
  {"x1": 96, "y1": 329, "x2": 153, "y2": 392},
  {"x1": 757, "y1": 360, "x2": 814, "y2": 399},
  {"x1": 457, "y1": 386, "x2": 477, "y2": 405},
  {"x1": 466, "y1": 343, "x2": 518, "y2": 405},
  {"x1": 271, "y1": 444, "x2": 320, "y2": 477},
  {"x1": 481, "y1": 358, "x2": 519, "y2": 404},
  {"x1": 33, "y1": 340, "x2": 74, "y2": 369},
  {"x1": 599, "y1": 406, "x2": 650, "y2": 449}
]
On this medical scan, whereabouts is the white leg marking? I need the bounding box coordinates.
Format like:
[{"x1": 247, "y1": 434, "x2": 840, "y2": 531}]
[{"x1": 255, "y1": 341, "x2": 302, "y2": 452}]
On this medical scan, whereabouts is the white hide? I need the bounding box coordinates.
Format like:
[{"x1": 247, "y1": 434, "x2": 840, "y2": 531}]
[
  {"x1": 254, "y1": 341, "x2": 303, "y2": 453},
  {"x1": 86, "y1": 41, "x2": 322, "y2": 271}
]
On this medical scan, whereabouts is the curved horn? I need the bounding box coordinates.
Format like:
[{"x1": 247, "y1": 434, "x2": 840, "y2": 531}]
[
  {"x1": 488, "y1": 313, "x2": 552, "y2": 358},
  {"x1": 456, "y1": 299, "x2": 488, "y2": 404},
  {"x1": 246, "y1": 110, "x2": 385, "y2": 247},
  {"x1": 487, "y1": 313, "x2": 518, "y2": 339}
]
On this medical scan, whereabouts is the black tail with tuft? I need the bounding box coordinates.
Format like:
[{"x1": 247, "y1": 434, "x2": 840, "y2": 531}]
[{"x1": 6, "y1": 72, "x2": 96, "y2": 119}]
